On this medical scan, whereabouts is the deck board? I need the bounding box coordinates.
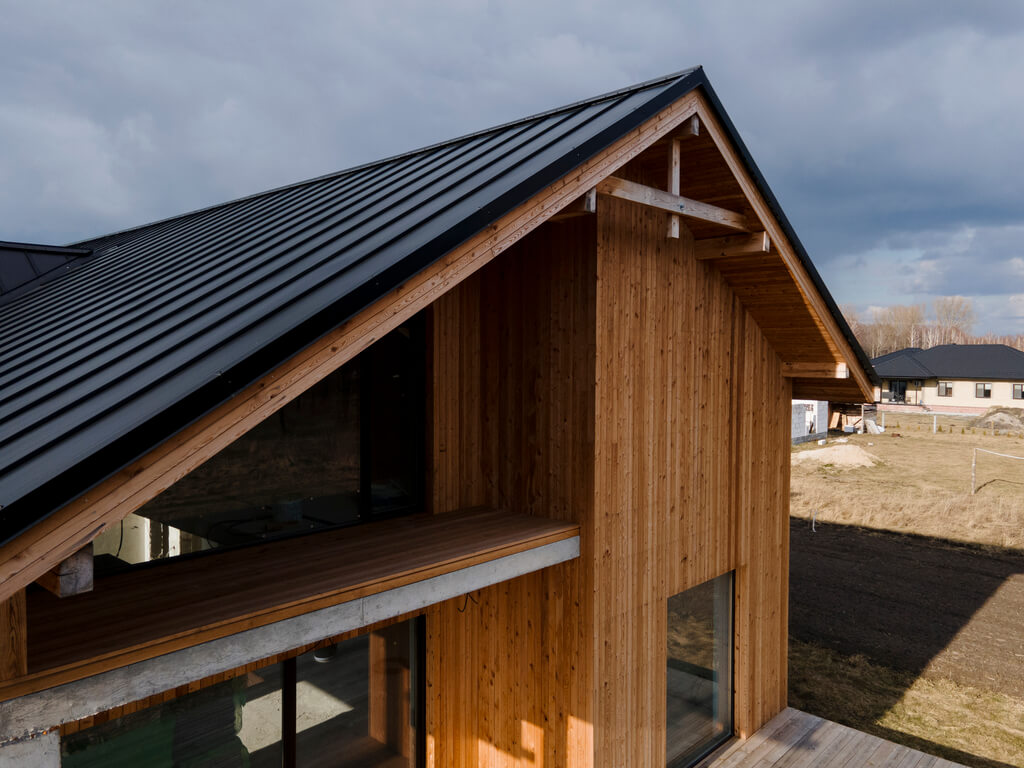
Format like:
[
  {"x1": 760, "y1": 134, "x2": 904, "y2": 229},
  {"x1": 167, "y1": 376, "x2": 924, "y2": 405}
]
[{"x1": 701, "y1": 709, "x2": 969, "y2": 768}]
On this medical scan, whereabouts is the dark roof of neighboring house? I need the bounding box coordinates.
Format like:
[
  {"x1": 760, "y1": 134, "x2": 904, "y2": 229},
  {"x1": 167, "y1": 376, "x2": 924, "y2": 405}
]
[
  {"x1": 0, "y1": 241, "x2": 93, "y2": 307},
  {"x1": 0, "y1": 66, "x2": 872, "y2": 545},
  {"x1": 873, "y1": 344, "x2": 1024, "y2": 381}
]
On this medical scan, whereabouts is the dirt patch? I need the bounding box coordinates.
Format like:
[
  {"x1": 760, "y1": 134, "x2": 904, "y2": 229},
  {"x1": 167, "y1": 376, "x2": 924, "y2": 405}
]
[
  {"x1": 791, "y1": 444, "x2": 880, "y2": 468},
  {"x1": 970, "y1": 407, "x2": 1024, "y2": 431},
  {"x1": 789, "y1": 519, "x2": 1024, "y2": 699}
]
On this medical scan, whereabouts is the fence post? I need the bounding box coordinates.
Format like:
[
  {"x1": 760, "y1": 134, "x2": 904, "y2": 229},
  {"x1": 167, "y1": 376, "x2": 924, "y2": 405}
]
[
  {"x1": 971, "y1": 448, "x2": 977, "y2": 495},
  {"x1": 882, "y1": 411, "x2": 885, "y2": 430},
  {"x1": 933, "y1": 414, "x2": 937, "y2": 433}
]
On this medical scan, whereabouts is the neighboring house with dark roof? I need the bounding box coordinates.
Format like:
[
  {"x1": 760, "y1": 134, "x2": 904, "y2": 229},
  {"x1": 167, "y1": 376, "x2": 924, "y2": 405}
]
[
  {"x1": 0, "y1": 69, "x2": 879, "y2": 767},
  {"x1": 873, "y1": 344, "x2": 1024, "y2": 412}
]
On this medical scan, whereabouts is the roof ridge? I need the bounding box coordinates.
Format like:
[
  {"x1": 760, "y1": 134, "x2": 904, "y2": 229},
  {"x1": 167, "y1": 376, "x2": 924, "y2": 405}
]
[{"x1": 71, "y1": 67, "x2": 700, "y2": 250}]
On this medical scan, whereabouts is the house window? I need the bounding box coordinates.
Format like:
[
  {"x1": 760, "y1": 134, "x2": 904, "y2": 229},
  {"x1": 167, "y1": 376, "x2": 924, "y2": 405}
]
[
  {"x1": 92, "y1": 319, "x2": 425, "y2": 573},
  {"x1": 976, "y1": 383, "x2": 992, "y2": 399},
  {"x1": 667, "y1": 572, "x2": 733, "y2": 767},
  {"x1": 1014, "y1": 384, "x2": 1024, "y2": 400},
  {"x1": 61, "y1": 618, "x2": 424, "y2": 767},
  {"x1": 938, "y1": 382, "x2": 953, "y2": 397}
]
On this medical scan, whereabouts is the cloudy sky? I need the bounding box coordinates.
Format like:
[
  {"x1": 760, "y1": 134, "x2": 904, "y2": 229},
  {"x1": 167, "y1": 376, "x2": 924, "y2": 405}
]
[{"x1": 2, "y1": 1, "x2": 1023, "y2": 333}]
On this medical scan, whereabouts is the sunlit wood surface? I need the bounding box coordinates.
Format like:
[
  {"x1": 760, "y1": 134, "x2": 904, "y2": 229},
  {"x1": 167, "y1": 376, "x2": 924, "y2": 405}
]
[{"x1": 701, "y1": 708, "x2": 968, "y2": 768}]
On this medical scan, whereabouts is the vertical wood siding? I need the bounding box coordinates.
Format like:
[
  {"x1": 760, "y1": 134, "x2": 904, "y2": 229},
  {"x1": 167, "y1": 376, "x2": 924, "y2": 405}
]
[{"x1": 427, "y1": 199, "x2": 789, "y2": 766}]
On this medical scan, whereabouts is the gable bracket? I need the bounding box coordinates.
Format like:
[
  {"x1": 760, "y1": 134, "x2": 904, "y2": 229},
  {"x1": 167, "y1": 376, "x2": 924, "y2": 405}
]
[{"x1": 596, "y1": 176, "x2": 751, "y2": 232}]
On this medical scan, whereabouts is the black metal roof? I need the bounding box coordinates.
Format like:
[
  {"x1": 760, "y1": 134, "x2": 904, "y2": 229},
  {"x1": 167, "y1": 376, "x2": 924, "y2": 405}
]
[
  {"x1": 873, "y1": 344, "x2": 1024, "y2": 381},
  {"x1": 0, "y1": 241, "x2": 93, "y2": 307},
  {"x1": 0, "y1": 67, "x2": 872, "y2": 544}
]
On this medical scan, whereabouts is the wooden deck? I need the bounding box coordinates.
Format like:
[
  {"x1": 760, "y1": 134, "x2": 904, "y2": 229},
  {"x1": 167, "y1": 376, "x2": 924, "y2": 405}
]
[{"x1": 702, "y1": 708, "x2": 968, "y2": 768}]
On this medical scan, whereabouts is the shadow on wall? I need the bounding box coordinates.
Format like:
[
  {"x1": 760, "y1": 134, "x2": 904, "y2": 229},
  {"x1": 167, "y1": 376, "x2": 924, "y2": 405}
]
[{"x1": 788, "y1": 519, "x2": 1024, "y2": 768}]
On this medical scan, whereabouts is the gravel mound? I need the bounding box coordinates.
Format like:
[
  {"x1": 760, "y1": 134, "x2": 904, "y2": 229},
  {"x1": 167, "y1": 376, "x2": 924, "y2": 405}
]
[
  {"x1": 791, "y1": 444, "x2": 880, "y2": 468},
  {"x1": 969, "y1": 407, "x2": 1024, "y2": 431}
]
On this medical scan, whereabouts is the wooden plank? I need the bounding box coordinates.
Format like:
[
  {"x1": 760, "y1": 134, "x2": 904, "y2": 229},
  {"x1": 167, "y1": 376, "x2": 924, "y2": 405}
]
[
  {"x1": 0, "y1": 591, "x2": 27, "y2": 681},
  {"x1": 694, "y1": 232, "x2": 771, "y2": 261},
  {"x1": 674, "y1": 114, "x2": 700, "y2": 139},
  {"x1": 596, "y1": 176, "x2": 752, "y2": 231},
  {"x1": 0, "y1": 88, "x2": 703, "y2": 606},
  {"x1": 35, "y1": 543, "x2": 93, "y2": 598},
  {"x1": 781, "y1": 362, "x2": 849, "y2": 379},
  {"x1": 550, "y1": 187, "x2": 597, "y2": 221},
  {"x1": 2, "y1": 510, "x2": 578, "y2": 702}
]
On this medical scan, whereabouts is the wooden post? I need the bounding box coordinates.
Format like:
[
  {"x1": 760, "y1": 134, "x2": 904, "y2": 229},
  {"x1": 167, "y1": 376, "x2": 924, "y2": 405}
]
[
  {"x1": 667, "y1": 138, "x2": 681, "y2": 238},
  {"x1": 972, "y1": 448, "x2": 977, "y2": 495},
  {"x1": 1, "y1": 589, "x2": 28, "y2": 681}
]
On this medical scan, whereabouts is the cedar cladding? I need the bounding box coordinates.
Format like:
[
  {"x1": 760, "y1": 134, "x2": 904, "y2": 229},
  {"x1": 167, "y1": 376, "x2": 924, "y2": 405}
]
[{"x1": 426, "y1": 199, "x2": 789, "y2": 766}]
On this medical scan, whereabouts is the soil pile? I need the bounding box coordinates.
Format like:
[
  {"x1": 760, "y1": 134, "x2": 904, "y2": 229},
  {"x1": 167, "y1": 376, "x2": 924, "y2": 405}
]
[
  {"x1": 791, "y1": 444, "x2": 879, "y2": 468},
  {"x1": 969, "y1": 407, "x2": 1024, "y2": 431}
]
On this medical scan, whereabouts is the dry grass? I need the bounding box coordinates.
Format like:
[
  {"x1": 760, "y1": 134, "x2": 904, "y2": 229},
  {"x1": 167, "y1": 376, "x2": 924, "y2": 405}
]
[
  {"x1": 789, "y1": 639, "x2": 1024, "y2": 768},
  {"x1": 791, "y1": 412, "x2": 1024, "y2": 550}
]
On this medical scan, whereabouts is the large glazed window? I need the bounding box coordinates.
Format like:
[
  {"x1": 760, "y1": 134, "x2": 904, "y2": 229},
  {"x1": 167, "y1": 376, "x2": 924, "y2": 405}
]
[
  {"x1": 92, "y1": 319, "x2": 424, "y2": 572},
  {"x1": 61, "y1": 618, "x2": 423, "y2": 767},
  {"x1": 666, "y1": 572, "x2": 733, "y2": 767}
]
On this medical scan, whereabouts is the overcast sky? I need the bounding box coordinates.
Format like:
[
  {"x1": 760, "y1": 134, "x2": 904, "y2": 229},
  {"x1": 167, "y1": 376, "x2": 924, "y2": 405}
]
[{"x1": 2, "y1": 1, "x2": 1022, "y2": 334}]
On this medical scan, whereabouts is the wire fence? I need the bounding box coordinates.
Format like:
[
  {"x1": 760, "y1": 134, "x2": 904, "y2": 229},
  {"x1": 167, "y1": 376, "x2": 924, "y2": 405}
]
[{"x1": 971, "y1": 447, "x2": 1024, "y2": 494}]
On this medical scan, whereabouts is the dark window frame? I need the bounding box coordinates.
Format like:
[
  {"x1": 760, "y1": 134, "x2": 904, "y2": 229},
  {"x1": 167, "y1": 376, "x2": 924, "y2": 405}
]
[
  {"x1": 1013, "y1": 384, "x2": 1024, "y2": 400},
  {"x1": 938, "y1": 381, "x2": 953, "y2": 397},
  {"x1": 976, "y1": 383, "x2": 992, "y2": 399}
]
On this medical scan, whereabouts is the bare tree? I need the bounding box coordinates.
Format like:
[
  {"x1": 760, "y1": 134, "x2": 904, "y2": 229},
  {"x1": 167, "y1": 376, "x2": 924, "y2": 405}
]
[{"x1": 933, "y1": 296, "x2": 976, "y2": 344}]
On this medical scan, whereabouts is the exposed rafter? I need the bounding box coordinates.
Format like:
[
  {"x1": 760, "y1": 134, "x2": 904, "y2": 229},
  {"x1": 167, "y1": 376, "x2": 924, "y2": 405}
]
[
  {"x1": 549, "y1": 188, "x2": 596, "y2": 222},
  {"x1": 595, "y1": 176, "x2": 751, "y2": 232},
  {"x1": 694, "y1": 232, "x2": 771, "y2": 260}
]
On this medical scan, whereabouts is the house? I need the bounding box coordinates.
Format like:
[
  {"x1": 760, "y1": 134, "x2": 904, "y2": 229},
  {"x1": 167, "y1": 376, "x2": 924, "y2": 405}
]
[
  {"x1": 874, "y1": 344, "x2": 1024, "y2": 413},
  {"x1": 0, "y1": 68, "x2": 876, "y2": 767}
]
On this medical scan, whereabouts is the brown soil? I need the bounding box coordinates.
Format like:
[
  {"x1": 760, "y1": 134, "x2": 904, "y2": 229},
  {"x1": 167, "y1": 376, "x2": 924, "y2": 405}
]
[{"x1": 789, "y1": 518, "x2": 1024, "y2": 698}]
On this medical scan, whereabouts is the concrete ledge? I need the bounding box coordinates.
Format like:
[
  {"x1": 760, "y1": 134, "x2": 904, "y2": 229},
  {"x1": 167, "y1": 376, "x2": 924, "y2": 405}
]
[{"x1": 0, "y1": 535, "x2": 579, "y2": 742}]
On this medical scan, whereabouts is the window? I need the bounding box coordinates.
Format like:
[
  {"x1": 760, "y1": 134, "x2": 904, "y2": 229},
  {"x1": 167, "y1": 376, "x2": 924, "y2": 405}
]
[
  {"x1": 92, "y1": 320, "x2": 425, "y2": 573},
  {"x1": 667, "y1": 572, "x2": 733, "y2": 767},
  {"x1": 938, "y1": 382, "x2": 953, "y2": 397},
  {"x1": 1014, "y1": 384, "x2": 1024, "y2": 400},
  {"x1": 62, "y1": 618, "x2": 424, "y2": 767},
  {"x1": 976, "y1": 383, "x2": 992, "y2": 399}
]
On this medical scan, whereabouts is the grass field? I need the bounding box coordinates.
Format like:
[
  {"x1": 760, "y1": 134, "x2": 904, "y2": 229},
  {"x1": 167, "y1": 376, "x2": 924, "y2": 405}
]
[
  {"x1": 790, "y1": 410, "x2": 1024, "y2": 768},
  {"x1": 791, "y1": 411, "x2": 1024, "y2": 549}
]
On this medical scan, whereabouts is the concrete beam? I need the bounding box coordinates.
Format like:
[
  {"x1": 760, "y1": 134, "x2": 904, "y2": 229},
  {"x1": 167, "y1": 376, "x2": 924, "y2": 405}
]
[{"x1": 0, "y1": 536, "x2": 579, "y2": 742}]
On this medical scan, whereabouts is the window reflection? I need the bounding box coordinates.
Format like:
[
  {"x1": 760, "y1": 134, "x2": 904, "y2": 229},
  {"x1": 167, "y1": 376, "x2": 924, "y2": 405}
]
[{"x1": 666, "y1": 572, "x2": 733, "y2": 767}]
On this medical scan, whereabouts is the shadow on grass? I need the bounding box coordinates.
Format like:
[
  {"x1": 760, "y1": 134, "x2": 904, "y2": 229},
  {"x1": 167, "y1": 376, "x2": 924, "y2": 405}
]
[{"x1": 789, "y1": 518, "x2": 1024, "y2": 768}]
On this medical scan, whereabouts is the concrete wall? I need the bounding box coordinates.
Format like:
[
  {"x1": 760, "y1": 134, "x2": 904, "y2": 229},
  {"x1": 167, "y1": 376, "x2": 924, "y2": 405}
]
[{"x1": 792, "y1": 400, "x2": 828, "y2": 444}]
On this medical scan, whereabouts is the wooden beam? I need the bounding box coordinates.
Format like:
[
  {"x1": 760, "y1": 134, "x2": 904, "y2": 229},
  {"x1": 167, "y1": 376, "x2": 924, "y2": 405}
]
[
  {"x1": 0, "y1": 93, "x2": 705, "y2": 606},
  {"x1": 0, "y1": 590, "x2": 27, "y2": 681},
  {"x1": 667, "y1": 139, "x2": 681, "y2": 238},
  {"x1": 36, "y1": 543, "x2": 93, "y2": 598},
  {"x1": 781, "y1": 362, "x2": 849, "y2": 379},
  {"x1": 694, "y1": 232, "x2": 771, "y2": 260},
  {"x1": 596, "y1": 176, "x2": 751, "y2": 232},
  {"x1": 548, "y1": 187, "x2": 596, "y2": 221}
]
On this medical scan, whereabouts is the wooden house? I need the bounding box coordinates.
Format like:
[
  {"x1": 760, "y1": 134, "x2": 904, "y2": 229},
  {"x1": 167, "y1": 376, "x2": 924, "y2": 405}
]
[{"x1": 0, "y1": 68, "x2": 875, "y2": 767}]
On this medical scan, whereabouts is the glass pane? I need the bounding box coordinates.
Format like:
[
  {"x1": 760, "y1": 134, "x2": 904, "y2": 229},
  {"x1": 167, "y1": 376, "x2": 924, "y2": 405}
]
[
  {"x1": 296, "y1": 623, "x2": 417, "y2": 766},
  {"x1": 92, "y1": 321, "x2": 422, "y2": 574},
  {"x1": 666, "y1": 572, "x2": 733, "y2": 767},
  {"x1": 61, "y1": 663, "x2": 283, "y2": 768}
]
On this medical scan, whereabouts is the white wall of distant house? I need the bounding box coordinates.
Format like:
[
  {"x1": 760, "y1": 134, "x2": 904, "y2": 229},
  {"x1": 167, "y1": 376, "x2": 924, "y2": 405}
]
[{"x1": 876, "y1": 378, "x2": 1024, "y2": 409}]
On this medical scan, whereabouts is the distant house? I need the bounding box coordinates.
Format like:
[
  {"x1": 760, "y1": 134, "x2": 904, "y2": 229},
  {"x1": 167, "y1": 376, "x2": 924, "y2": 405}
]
[
  {"x1": 0, "y1": 68, "x2": 877, "y2": 767},
  {"x1": 873, "y1": 344, "x2": 1024, "y2": 412}
]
